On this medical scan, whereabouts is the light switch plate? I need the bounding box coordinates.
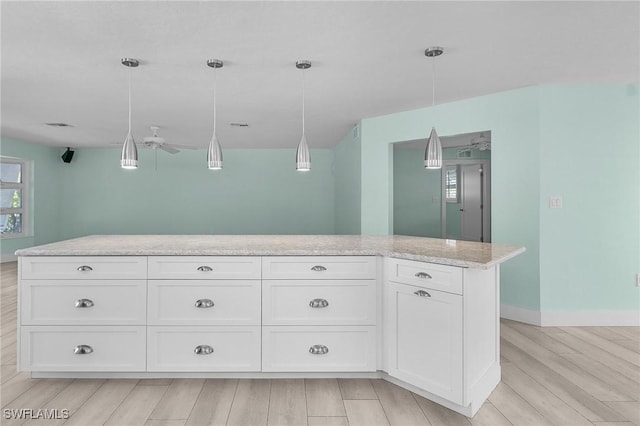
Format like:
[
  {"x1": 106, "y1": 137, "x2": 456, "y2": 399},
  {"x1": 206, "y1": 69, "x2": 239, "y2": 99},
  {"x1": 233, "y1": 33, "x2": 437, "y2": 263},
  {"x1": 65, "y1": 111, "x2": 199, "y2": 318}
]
[{"x1": 549, "y1": 196, "x2": 563, "y2": 209}]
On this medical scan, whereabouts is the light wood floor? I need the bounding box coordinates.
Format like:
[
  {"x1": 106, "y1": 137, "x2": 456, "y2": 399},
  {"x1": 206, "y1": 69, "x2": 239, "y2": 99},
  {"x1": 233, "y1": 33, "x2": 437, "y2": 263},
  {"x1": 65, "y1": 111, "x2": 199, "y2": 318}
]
[{"x1": 1, "y1": 261, "x2": 638, "y2": 426}]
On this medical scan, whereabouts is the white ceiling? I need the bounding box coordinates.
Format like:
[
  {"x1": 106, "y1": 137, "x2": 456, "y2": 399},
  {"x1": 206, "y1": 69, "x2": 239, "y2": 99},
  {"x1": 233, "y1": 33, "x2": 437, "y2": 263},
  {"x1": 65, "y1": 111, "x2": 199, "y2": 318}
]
[{"x1": 1, "y1": 1, "x2": 638, "y2": 150}]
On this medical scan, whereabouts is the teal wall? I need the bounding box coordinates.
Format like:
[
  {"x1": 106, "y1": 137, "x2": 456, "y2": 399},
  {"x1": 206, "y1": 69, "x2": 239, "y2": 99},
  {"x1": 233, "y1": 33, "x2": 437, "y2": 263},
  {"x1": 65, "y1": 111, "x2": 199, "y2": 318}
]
[
  {"x1": 57, "y1": 148, "x2": 335, "y2": 237},
  {"x1": 538, "y1": 85, "x2": 640, "y2": 311},
  {"x1": 0, "y1": 138, "x2": 63, "y2": 257},
  {"x1": 362, "y1": 84, "x2": 639, "y2": 313},
  {"x1": 392, "y1": 148, "x2": 440, "y2": 238},
  {"x1": 363, "y1": 87, "x2": 542, "y2": 311},
  {"x1": 333, "y1": 128, "x2": 361, "y2": 234}
]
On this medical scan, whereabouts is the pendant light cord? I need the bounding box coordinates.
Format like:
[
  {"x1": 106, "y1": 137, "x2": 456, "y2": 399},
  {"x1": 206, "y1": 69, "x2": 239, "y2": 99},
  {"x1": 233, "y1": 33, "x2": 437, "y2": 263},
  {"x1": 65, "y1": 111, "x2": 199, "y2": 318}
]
[
  {"x1": 432, "y1": 55, "x2": 435, "y2": 108},
  {"x1": 128, "y1": 65, "x2": 132, "y2": 133},
  {"x1": 302, "y1": 67, "x2": 306, "y2": 135},
  {"x1": 213, "y1": 66, "x2": 217, "y2": 136}
]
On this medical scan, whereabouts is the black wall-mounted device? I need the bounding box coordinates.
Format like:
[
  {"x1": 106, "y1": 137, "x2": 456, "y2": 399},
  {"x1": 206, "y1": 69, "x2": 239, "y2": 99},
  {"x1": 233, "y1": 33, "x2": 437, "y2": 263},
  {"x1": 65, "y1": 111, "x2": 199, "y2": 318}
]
[{"x1": 61, "y1": 147, "x2": 74, "y2": 163}]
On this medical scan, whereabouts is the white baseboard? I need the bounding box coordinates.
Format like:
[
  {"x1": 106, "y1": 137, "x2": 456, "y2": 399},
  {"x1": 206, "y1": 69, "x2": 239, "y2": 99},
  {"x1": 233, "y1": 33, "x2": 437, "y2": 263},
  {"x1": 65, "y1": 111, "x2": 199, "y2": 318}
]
[
  {"x1": 501, "y1": 304, "x2": 640, "y2": 326},
  {"x1": 539, "y1": 310, "x2": 640, "y2": 327},
  {"x1": 500, "y1": 304, "x2": 541, "y2": 326},
  {"x1": 0, "y1": 253, "x2": 17, "y2": 263}
]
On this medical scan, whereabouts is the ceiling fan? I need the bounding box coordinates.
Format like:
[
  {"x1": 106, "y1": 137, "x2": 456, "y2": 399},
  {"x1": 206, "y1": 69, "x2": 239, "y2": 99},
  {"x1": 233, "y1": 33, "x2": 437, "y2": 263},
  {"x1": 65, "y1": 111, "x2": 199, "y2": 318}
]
[{"x1": 141, "y1": 126, "x2": 197, "y2": 154}]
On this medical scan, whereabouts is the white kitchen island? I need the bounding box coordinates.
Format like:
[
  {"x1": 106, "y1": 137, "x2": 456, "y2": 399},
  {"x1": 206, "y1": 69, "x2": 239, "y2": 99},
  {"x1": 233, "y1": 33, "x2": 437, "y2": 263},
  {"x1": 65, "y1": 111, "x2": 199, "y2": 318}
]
[{"x1": 15, "y1": 234, "x2": 524, "y2": 417}]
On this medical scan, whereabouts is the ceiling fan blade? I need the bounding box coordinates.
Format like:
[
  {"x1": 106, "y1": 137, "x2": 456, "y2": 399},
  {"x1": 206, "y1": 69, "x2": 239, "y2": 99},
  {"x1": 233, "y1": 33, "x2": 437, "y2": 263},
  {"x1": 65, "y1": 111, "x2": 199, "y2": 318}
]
[
  {"x1": 159, "y1": 145, "x2": 179, "y2": 154},
  {"x1": 170, "y1": 143, "x2": 199, "y2": 150}
]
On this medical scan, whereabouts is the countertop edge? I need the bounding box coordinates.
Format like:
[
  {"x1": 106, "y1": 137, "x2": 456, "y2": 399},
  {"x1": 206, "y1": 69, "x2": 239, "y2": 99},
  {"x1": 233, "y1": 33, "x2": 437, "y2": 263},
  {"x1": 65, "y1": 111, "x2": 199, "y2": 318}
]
[{"x1": 14, "y1": 246, "x2": 527, "y2": 269}]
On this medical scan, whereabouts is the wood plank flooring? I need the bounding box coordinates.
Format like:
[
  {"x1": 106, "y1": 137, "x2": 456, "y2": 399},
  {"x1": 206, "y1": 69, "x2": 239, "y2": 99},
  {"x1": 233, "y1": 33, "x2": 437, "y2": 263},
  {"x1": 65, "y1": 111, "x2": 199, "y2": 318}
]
[{"x1": 1, "y1": 261, "x2": 638, "y2": 425}]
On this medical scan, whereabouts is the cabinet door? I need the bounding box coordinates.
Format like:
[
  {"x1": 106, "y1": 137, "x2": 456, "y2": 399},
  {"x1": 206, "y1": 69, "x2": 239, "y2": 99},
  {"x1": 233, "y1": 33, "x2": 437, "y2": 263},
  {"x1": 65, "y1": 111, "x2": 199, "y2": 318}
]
[{"x1": 385, "y1": 282, "x2": 463, "y2": 404}]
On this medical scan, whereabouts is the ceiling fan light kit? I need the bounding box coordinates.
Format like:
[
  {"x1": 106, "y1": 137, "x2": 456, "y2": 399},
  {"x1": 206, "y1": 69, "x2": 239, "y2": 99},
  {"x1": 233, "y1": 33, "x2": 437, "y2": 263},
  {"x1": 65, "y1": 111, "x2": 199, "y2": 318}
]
[
  {"x1": 424, "y1": 46, "x2": 444, "y2": 170},
  {"x1": 120, "y1": 57, "x2": 139, "y2": 169}
]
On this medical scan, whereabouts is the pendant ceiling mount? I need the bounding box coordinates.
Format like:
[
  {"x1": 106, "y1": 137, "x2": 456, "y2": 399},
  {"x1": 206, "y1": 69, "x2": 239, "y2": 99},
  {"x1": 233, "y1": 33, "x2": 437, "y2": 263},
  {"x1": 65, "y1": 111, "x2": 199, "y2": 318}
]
[
  {"x1": 296, "y1": 60, "x2": 311, "y2": 70},
  {"x1": 424, "y1": 47, "x2": 444, "y2": 57},
  {"x1": 121, "y1": 58, "x2": 139, "y2": 68},
  {"x1": 207, "y1": 59, "x2": 223, "y2": 69}
]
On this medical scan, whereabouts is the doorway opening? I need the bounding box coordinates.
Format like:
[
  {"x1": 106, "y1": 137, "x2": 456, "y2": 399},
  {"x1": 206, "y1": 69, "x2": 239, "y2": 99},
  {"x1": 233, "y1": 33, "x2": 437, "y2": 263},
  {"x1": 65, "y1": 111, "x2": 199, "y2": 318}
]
[{"x1": 392, "y1": 130, "x2": 491, "y2": 242}]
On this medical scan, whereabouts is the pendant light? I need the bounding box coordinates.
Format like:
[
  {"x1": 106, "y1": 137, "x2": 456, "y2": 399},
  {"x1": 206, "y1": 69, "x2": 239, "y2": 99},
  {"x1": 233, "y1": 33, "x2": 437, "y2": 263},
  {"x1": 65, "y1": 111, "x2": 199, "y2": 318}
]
[
  {"x1": 424, "y1": 47, "x2": 444, "y2": 170},
  {"x1": 295, "y1": 60, "x2": 311, "y2": 171},
  {"x1": 121, "y1": 58, "x2": 139, "y2": 169},
  {"x1": 206, "y1": 59, "x2": 224, "y2": 170}
]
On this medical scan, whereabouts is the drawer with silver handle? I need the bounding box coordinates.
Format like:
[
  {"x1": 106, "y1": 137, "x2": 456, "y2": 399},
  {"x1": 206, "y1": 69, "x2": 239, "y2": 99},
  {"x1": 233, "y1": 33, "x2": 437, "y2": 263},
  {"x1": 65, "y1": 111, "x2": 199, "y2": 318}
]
[
  {"x1": 20, "y1": 326, "x2": 146, "y2": 372},
  {"x1": 262, "y1": 256, "x2": 376, "y2": 280},
  {"x1": 147, "y1": 326, "x2": 261, "y2": 372},
  {"x1": 148, "y1": 280, "x2": 260, "y2": 325},
  {"x1": 386, "y1": 258, "x2": 463, "y2": 295},
  {"x1": 21, "y1": 280, "x2": 146, "y2": 325},
  {"x1": 262, "y1": 280, "x2": 376, "y2": 325},
  {"x1": 148, "y1": 256, "x2": 260, "y2": 280},
  {"x1": 262, "y1": 325, "x2": 376, "y2": 372},
  {"x1": 20, "y1": 256, "x2": 147, "y2": 280}
]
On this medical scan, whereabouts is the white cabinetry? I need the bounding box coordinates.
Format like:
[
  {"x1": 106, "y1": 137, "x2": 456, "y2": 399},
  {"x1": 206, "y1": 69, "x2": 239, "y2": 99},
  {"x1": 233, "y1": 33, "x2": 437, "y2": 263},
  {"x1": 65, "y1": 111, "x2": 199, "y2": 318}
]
[
  {"x1": 147, "y1": 256, "x2": 261, "y2": 372},
  {"x1": 19, "y1": 257, "x2": 147, "y2": 372},
  {"x1": 384, "y1": 257, "x2": 500, "y2": 416},
  {"x1": 261, "y1": 256, "x2": 377, "y2": 372},
  {"x1": 18, "y1": 252, "x2": 502, "y2": 417}
]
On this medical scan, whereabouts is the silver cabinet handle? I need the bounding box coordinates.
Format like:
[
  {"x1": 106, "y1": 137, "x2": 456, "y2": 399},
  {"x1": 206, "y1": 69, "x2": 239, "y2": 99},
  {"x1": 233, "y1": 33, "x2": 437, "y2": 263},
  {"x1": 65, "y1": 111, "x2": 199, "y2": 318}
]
[
  {"x1": 194, "y1": 345, "x2": 214, "y2": 355},
  {"x1": 74, "y1": 345, "x2": 93, "y2": 355},
  {"x1": 77, "y1": 265, "x2": 93, "y2": 272},
  {"x1": 197, "y1": 266, "x2": 213, "y2": 272},
  {"x1": 195, "y1": 299, "x2": 214, "y2": 308},
  {"x1": 309, "y1": 344, "x2": 329, "y2": 355},
  {"x1": 75, "y1": 298, "x2": 94, "y2": 308},
  {"x1": 311, "y1": 265, "x2": 327, "y2": 272},
  {"x1": 414, "y1": 272, "x2": 432, "y2": 279},
  {"x1": 309, "y1": 298, "x2": 329, "y2": 308},
  {"x1": 414, "y1": 290, "x2": 431, "y2": 297}
]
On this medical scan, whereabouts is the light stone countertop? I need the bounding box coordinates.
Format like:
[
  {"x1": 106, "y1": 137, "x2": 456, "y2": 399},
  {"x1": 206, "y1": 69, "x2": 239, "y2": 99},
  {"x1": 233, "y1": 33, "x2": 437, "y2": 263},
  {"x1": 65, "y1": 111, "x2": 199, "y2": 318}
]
[{"x1": 15, "y1": 235, "x2": 525, "y2": 269}]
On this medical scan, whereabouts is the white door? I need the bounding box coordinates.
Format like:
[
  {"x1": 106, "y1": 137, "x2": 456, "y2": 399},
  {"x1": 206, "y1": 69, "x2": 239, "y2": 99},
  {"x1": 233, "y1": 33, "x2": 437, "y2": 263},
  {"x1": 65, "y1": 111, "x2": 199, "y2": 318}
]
[{"x1": 460, "y1": 164, "x2": 484, "y2": 242}]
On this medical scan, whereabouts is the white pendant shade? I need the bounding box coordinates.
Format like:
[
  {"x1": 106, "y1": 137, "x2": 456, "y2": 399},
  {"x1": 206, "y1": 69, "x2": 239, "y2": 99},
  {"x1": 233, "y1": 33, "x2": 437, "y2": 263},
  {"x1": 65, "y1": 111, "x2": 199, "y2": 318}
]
[
  {"x1": 424, "y1": 127, "x2": 442, "y2": 169},
  {"x1": 296, "y1": 133, "x2": 311, "y2": 171},
  {"x1": 121, "y1": 131, "x2": 138, "y2": 169},
  {"x1": 207, "y1": 133, "x2": 223, "y2": 170}
]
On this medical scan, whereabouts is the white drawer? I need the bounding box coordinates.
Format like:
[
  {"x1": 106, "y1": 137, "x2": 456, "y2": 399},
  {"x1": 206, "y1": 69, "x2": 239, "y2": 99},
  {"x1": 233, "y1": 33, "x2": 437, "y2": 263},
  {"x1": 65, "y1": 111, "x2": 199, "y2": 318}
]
[
  {"x1": 21, "y1": 280, "x2": 146, "y2": 325},
  {"x1": 20, "y1": 326, "x2": 146, "y2": 372},
  {"x1": 262, "y1": 326, "x2": 376, "y2": 372},
  {"x1": 147, "y1": 326, "x2": 261, "y2": 372},
  {"x1": 262, "y1": 256, "x2": 376, "y2": 280},
  {"x1": 148, "y1": 256, "x2": 261, "y2": 280},
  {"x1": 148, "y1": 280, "x2": 261, "y2": 325},
  {"x1": 386, "y1": 258, "x2": 463, "y2": 295},
  {"x1": 20, "y1": 256, "x2": 147, "y2": 280},
  {"x1": 262, "y1": 280, "x2": 376, "y2": 326}
]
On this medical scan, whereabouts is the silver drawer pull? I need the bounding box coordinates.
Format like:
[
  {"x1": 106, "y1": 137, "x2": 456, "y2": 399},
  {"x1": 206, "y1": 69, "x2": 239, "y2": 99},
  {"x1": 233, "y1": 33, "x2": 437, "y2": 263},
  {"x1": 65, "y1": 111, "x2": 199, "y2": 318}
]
[
  {"x1": 311, "y1": 265, "x2": 327, "y2": 272},
  {"x1": 414, "y1": 272, "x2": 432, "y2": 279},
  {"x1": 194, "y1": 345, "x2": 214, "y2": 355},
  {"x1": 75, "y1": 298, "x2": 94, "y2": 308},
  {"x1": 414, "y1": 290, "x2": 431, "y2": 298},
  {"x1": 195, "y1": 299, "x2": 214, "y2": 308},
  {"x1": 74, "y1": 345, "x2": 93, "y2": 355},
  {"x1": 309, "y1": 344, "x2": 329, "y2": 355},
  {"x1": 197, "y1": 266, "x2": 213, "y2": 272},
  {"x1": 309, "y1": 298, "x2": 329, "y2": 308},
  {"x1": 77, "y1": 265, "x2": 93, "y2": 272}
]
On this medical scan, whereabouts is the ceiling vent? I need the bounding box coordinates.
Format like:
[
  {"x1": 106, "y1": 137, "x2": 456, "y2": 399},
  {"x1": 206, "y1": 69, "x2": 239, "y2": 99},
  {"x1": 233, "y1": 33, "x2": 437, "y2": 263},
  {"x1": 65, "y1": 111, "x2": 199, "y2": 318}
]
[
  {"x1": 230, "y1": 122, "x2": 249, "y2": 127},
  {"x1": 45, "y1": 122, "x2": 72, "y2": 127}
]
